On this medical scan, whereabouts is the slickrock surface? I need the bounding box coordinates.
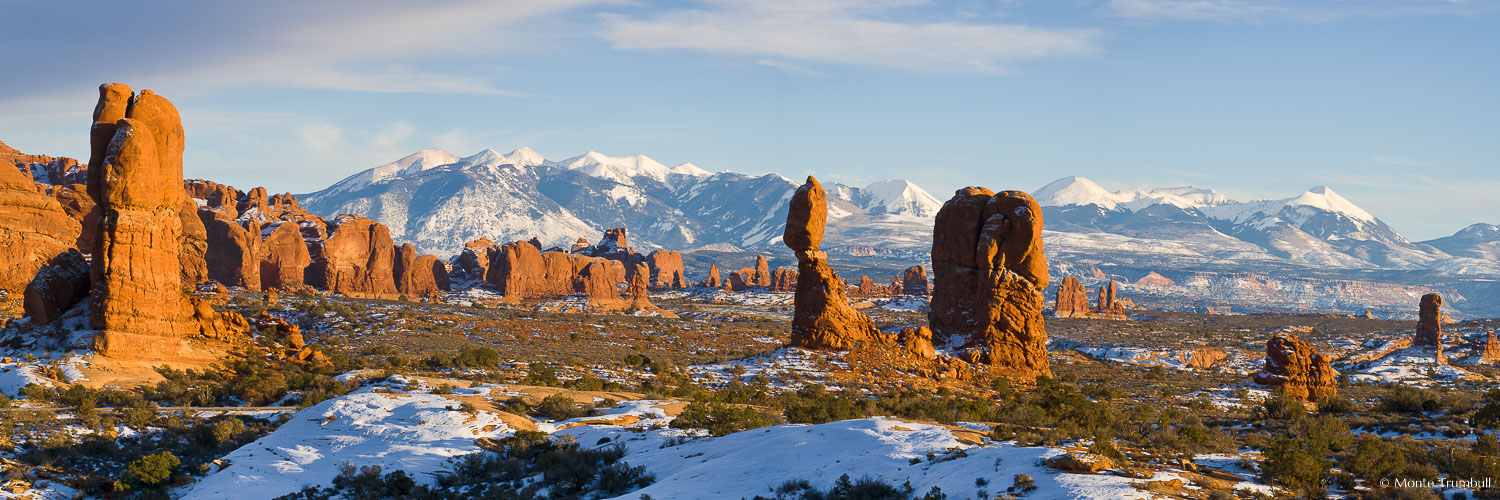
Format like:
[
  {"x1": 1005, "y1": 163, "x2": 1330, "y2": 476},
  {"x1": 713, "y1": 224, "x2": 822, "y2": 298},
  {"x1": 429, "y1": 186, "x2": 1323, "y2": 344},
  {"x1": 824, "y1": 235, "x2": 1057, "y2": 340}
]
[{"x1": 929, "y1": 187, "x2": 1050, "y2": 378}]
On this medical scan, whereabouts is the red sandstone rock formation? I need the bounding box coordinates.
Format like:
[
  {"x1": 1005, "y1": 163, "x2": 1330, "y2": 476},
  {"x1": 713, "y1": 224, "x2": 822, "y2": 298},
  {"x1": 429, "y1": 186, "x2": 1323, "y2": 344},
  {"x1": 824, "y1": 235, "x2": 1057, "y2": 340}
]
[
  {"x1": 625, "y1": 262, "x2": 676, "y2": 317},
  {"x1": 1478, "y1": 332, "x2": 1500, "y2": 363},
  {"x1": 901, "y1": 265, "x2": 928, "y2": 297},
  {"x1": 258, "y1": 222, "x2": 310, "y2": 290},
  {"x1": 928, "y1": 187, "x2": 1050, "y2": 377},
  {"x1": 753, "y1": 255, "x2": 771, "y2": 287},
  {"x1": 200, "y1": 212, "x2": 261, "y2": 290},
  {"x1": 570, "y1": 238, "x2": 589, "y2": 252},
  {"x1": 1054, "y1": 276, "x2": 1091, "y2": 318},
  {"x1": 897, "y1": 326, "x2": 936, "y2": 360},
  {"x1": 488, "y1": 241, "x2": 623, "y2": 303},
  {"x1": 455, "y1": 237, "x2": 496, "y2": 282},
  {"x1": 1254, "y1": 333, "x2": 1339, "y2": 401},
  {"x1": 704, "y1": 264, "x2": 722, "y2": 288},
  {"x1": 1415, "y1": 293, "x2": 1443, "y2": 348},
  {"x1": 784, "y1": 176, "x2": 878, "y2": 349},
  {"x1": 577, "y1": 260, "x2": 625, "y2": 308},
  {"x1": 394, "y1": 243, "x2": 450, "y2": 298},
  {"x1": 86, "y1": 84, "x2": 245, "y2": 360},
  {"x1": 305, "y1": 215, "x2": 398, "y2": 298},
  {"x1": 1096, "y1": 281, "x2": 1126, "y2": 316},
  {"x1": 23, "y1": 249, "x2": 90, "y2": 325},
  {"x1": 727, "y1": 269, "x2": 755, "y2": 291},
  {"x1": 1, "y1": 158, "x2": 80, "y2": 293},
  {"x1": 1135, "y1": 271, "x2": 1175, "y2": 286},
  {"x1": 648, "y1": 249, "x2": 686, "y2": 288},
  {"x1": 771, "y1": 266, "x2": 798, "y2": 293}
]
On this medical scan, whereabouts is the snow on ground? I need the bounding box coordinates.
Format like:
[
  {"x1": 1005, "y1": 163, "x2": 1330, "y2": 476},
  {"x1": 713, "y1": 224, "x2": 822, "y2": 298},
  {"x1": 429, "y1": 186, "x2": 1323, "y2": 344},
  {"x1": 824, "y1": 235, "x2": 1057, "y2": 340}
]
[
  {"x1": 875, "y1": 297, "x2": 927, "y2": 312},
  {"x1": 1345, "y1": 347, "x2": 1484, "y2": 386},
  {"x1": 1188, "y1": 384, "x2": 1272, "y2": 410},
  {"x1": 181, "y1": 389, "x2": 513, "y2": 499},
  {"x1": 688, "y1": 347, "x2": 844, "y2": 389},
  {"x1": 0, "y1": 478, "x2": 80, "y2": 500},
  {"x1": 0, "y1": 362, "x2": 54, "y2": 398},
  {"x1": 555, "y1": 417, "x2": 1178, "y2": 500}
]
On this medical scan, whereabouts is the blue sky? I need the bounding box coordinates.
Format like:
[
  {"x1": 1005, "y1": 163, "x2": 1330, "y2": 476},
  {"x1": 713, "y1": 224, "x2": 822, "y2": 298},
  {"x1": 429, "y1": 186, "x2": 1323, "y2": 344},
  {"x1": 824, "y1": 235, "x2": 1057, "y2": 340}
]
[{"x1": 1, "y1": 0, "x2": 1495, "y2": 240}]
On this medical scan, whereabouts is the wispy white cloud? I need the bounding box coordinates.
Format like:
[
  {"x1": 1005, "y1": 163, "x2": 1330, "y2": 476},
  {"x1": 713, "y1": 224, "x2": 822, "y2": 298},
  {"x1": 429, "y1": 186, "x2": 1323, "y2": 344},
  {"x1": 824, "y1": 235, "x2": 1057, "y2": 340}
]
[
  {"x1": 599, "y1": 0, "x2": 1103, "y2": 74},
  {"x1": 1101, "y1": 0, "x2": 1489, "y2": 22}
]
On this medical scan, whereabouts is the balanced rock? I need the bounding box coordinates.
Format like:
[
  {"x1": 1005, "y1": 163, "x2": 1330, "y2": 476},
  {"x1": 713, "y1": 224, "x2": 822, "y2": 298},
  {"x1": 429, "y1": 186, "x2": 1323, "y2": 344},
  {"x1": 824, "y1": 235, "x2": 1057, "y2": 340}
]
[
  {"x1": 901, "y1": 265, "x2": 928, "y2": 297},
  {"x1": 304, "y1": 214, "x2": 397, "y2": 298},
  {"x1": 1054, "y1": 276, "x2": 1090, "y2": 318},
  {"x1": 784, "y1": 176, "x2": 878, "y2": 349},
  {"x1": 929, "y1": 187, "x2": 1050, "y2": 377},
  {"x1": 1253, "y1": 333, "x2": 1338, "y2": 401}
]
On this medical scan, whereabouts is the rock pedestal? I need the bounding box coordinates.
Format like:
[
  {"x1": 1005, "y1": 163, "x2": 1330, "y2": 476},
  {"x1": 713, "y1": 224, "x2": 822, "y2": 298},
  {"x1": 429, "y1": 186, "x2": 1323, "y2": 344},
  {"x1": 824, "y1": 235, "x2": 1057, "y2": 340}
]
[
  {"x1": 784, "y1": 176, "x2": 878, "y2": 349},
  {"x1": 1254, "y1": 333, "x2": 1339, "y2": 401}
]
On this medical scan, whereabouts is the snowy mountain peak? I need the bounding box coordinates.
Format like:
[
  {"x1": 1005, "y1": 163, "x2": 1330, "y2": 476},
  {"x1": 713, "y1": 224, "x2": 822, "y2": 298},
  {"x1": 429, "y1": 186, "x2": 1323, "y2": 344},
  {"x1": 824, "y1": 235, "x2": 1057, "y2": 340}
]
[
  {"x1": 503, "y1": 147, "x2": 546, "y2": 167},
  {"x1": 1034, "y1": 176, "x2": 1126, "y2": 210},
  {"x1": 557, "y1": 151, "x2": 674, "y2": 184},
  {"x1": 858, "y1": 179, "x2": 942, "y2": 217},
  {"x1": 670, "y1": 162, "x2": 713, "y2": 177},
  {"x1": 1285, "y1": 186, "x2": 1375, "y2": 223}
]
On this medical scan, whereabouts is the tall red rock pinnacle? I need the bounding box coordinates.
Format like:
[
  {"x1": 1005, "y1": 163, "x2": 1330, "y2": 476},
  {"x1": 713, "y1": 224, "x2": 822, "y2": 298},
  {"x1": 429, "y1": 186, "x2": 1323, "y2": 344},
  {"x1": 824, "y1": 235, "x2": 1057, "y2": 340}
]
[
  {"x1": 753, "y1": 255, "x2": 771, "y2": 287},
  {"x1": 929, "y1": 187, "x2": 1050, "y2": 378},
  {"x1": 784, "y1": 176, "x2": 878, "y2": 349},
  {"x1": 1254, "y1": 333, "x2": 1339, "y2": 402},
  {"x1": 1415, "y1": 293, "x2": 1443, "y2": 348},
  {"x1": 87, "y1": 84, "x2": 245, "y2": 359},
  {"x1": 704, "y1": 264, "x2": 722, "y2": 288},
  {"x1": 648, "y1": 249, "x2": 686, "y2": 288}
]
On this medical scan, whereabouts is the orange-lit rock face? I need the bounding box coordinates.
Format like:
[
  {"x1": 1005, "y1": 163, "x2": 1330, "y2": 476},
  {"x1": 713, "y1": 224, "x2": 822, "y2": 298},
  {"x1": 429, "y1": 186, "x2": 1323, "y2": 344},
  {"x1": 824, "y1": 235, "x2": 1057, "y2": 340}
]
[
  {"x1": 259, "y1": 222, "x2": 310, "y2": 290},
  {"x1": 305, "y1": 215, "x2": 398, "y2": 298},
  {"x1": 648, "y1": 249, "x2": 686, "y2": 288},
  {"x1": 784, "y1": 176, "x2": 878, "y2": 349},
  {"x1": 1415, "y1": 293, "x2": 1443, "y2": 347},
  {"x1": 394, "y1": 243, "x2": 449, "y2": 297},
  {"x1": 0, "y1": 159, "x2": 80, "y2": 293},
  {"x1": 1254, "y1": 333, "x2": 1338, "y2": 401},
  {"x1": 929, "y1": 187, "x2": 1050, "y2": 378}
]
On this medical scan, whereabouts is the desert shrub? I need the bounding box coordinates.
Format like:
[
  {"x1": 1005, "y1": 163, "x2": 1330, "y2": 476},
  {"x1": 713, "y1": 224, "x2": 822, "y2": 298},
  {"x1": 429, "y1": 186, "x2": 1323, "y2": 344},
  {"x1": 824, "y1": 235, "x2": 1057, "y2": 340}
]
[
  {"x1": 522, "y1": 363, "x2": 561, "y2": 387},
  {"x1": 671, "y1": 402, "x2": 772, "y2": 436},
  {"x1": 754, "y1": 474, "x2": 905, "y2": 500},
  {"x1": 530, "y1": 394, "x2": 593, "y2": 421},
  {"x1": 1258, "y1": 389, "x2": 1305, "y2": 421},
  {"x1": 126, "y1": 451, "x2": 180, "y2": 487},
  {"x1": 1381, "y1": 385, "x2": 1445, "y2": 414}
]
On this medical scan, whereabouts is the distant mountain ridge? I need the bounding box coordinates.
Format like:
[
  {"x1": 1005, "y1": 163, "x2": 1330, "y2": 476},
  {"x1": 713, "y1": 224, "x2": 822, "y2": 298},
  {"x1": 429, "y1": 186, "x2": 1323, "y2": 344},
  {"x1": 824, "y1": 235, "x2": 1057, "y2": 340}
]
[{"x1": 301, "y1": 148, "x2": 941, "y2": 257}]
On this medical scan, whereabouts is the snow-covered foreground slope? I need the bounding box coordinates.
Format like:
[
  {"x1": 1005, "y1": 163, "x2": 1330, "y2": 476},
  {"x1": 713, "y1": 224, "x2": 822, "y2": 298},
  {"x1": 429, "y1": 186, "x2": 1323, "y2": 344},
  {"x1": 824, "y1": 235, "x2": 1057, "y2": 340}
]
[
  {"x1": 568, "y1": 417, "x2": 1169, "y2": 500},
  {"x1": 181, "y1": 390, "x2": 514, "y2": 499},
  {"x1": 182, "y1": 377, "x2": 1273, "y2": 499}
]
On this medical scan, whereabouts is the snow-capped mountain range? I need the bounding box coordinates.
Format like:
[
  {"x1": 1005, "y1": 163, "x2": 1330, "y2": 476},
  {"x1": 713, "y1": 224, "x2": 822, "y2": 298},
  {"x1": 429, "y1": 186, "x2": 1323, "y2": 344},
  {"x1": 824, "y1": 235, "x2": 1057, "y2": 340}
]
[
  {"x1": 299, "y1": 149, "x2": 1500, "y2": 316},
  {"x1": 301, "y1": 148, "x2": 941, "y2": 258}
]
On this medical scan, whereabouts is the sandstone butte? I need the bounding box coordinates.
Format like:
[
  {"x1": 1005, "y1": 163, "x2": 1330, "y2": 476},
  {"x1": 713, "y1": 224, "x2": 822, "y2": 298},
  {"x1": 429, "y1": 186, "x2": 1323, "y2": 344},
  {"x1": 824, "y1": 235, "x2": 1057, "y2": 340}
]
[
  {"x1": 1054, "y1": 276, "x2": 1091, "y2": 318},
  {"x1": 929, "y1": 187, "x2": 1051, "y2": 378},
  {"x1": 901, "y1": 265, "x2": 928, "y2": 297},
  {"x1": 0, "y1": 150, "x2": 80, "y2": 294},
  {"x1": 1478, "y1": 331, "x2": 1500, "y2": 363},
  {"x1": 85, "y1": 84, "x2": 246, "y2": 361},
  {"x1": 305, "y1": 214, "x2": 398, "y2": 299},
  {"x1": 784, "y1": 176, "x2": 880, "y2": 349},
  {"x1": 394, "y1": 242, "x2": 451, "y2": 298},
  {"x1": 648, "y1": 249, "x2": 686, "y2": 288},
  {"x1": 770, "y1": 266, "x2": 798, "y2": 293},
  {"x1": 1253, "y1": 332, "x2": 1339, "y2": 402},
  {"x1": 1415, "y1": 293, "x2": 1444, "y2": 348}
]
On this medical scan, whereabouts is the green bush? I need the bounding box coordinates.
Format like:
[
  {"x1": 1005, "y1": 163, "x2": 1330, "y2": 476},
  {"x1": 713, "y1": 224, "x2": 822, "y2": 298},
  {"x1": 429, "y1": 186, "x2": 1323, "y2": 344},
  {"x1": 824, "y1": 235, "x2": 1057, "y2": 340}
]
[
  {"x1": 671, "y1": 402, "x2": 772, "y2": 436},
  {"x1": 126, "y1": 451, "x2": 180, "y2": 486},
  {"x1": 530, "y1": 394, "x2": 593, "y2": 421}
]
